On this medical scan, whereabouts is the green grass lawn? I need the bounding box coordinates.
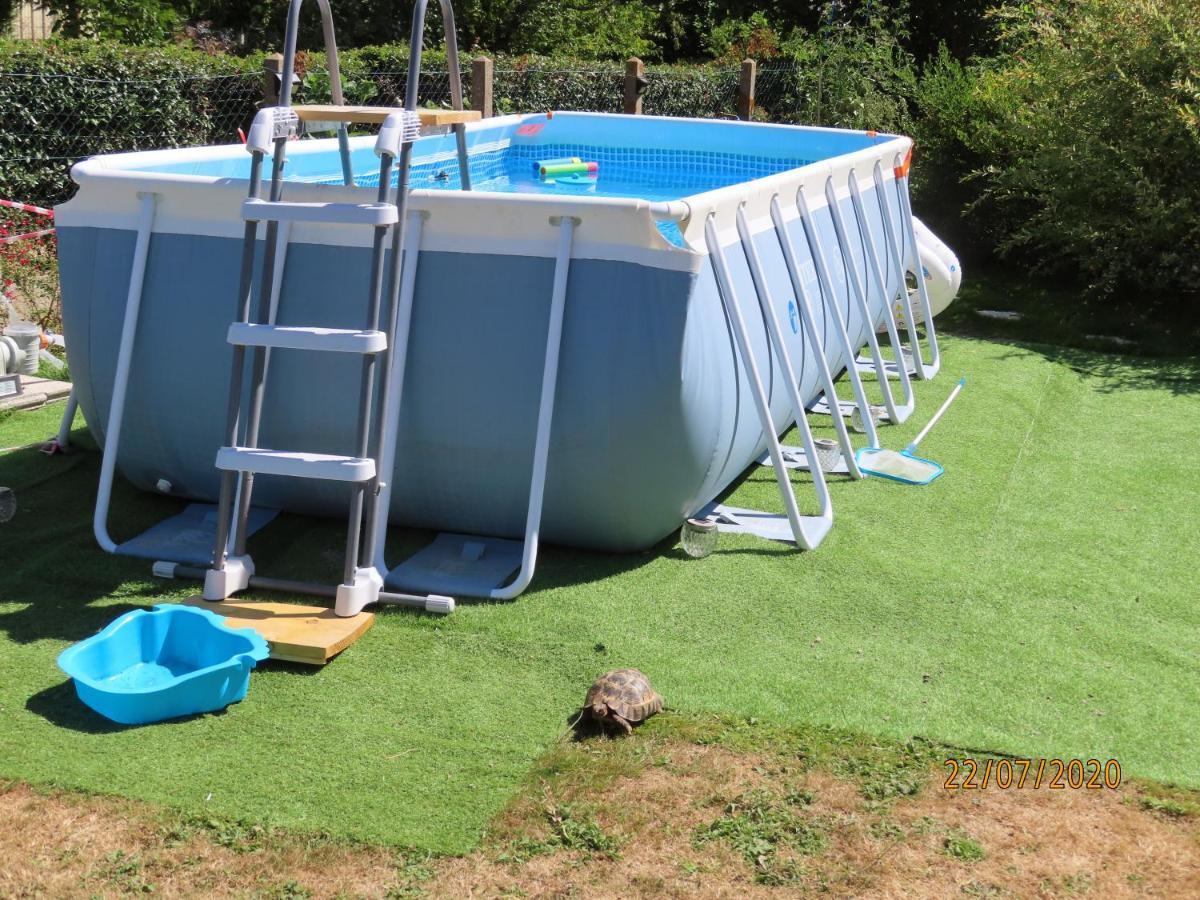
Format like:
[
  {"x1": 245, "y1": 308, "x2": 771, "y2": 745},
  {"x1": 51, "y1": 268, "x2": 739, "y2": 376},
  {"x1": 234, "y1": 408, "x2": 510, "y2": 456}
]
[{"x1": 1, "y1": 323, "x2": 1198, "y2": 854}]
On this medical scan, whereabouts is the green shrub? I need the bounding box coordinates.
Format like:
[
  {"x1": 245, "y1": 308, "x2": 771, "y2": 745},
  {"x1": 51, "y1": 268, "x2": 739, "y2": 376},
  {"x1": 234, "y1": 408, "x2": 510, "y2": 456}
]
[
  {"x1": 778, "y1": 2, "x2": 918, "y2": 134},
  {"x1": 919, "y1": 0, "x2": 1200, "y2": 311}
]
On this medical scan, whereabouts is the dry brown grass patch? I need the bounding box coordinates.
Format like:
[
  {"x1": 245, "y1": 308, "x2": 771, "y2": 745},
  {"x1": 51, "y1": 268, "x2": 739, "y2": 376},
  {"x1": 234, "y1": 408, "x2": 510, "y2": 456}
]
[{"x1": 2, "y1": 720, "x2": 1198, "y2": 898}]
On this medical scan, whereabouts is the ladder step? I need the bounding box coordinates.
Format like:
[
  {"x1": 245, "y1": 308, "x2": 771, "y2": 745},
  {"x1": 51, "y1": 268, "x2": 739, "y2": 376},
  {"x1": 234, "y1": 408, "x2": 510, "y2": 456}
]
[
  {"x1": 215, "y1": 447, "x2": 376, "y2": 482},
  {"x1": 227, "y1": 323, "x2": 387, "y2": 354},
  {"x1": 242, "y1": 198, "x2": 398, "y2": 227}
]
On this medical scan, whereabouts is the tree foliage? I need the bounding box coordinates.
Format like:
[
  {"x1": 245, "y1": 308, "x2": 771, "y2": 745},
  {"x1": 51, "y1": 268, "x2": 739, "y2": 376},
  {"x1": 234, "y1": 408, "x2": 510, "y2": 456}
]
[
  {"x1": 25, "y1": 0, "x2": 992, "y2": 64},
  {"x1": 918, "y1": 0, "x2": 1200, "y2": 308}
]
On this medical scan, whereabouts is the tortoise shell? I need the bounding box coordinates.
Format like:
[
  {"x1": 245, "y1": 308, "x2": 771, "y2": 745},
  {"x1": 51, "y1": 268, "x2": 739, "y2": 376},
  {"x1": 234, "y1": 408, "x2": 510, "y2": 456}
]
[{"x1": 585, "y1": 668, "x2": 662, "y2": 723}]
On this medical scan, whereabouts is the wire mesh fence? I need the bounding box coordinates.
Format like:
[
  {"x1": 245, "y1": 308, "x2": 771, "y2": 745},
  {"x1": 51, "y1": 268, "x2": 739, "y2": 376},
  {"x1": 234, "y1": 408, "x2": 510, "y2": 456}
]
[
  {"x1": 0, "y1": 59, "x2": 809, "y2": 211},
  {"x1": 0, "y1": 69, "x2": 263, "y2": 207}
]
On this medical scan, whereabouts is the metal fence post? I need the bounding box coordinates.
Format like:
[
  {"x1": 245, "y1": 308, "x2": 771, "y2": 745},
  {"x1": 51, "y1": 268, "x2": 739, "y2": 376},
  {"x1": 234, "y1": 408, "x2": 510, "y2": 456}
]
[
  {"x1": 262, "y1": 53, "x2": 283, "y2": 107},
  {"x1": 624, "y1": 57, "x2": 645, "y2": 115},
  {"x1": 738, "y1": 58, "x2": 757, "y2": 120},
  {"x1": 472, "y1": 56, "x2": 493, "y2": 118}
]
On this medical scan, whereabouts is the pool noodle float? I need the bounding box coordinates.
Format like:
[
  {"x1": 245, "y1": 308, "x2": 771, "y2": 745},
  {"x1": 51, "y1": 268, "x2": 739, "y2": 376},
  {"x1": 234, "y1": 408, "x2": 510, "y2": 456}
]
[
  {"x1": 539, "y1": 161, "x2": 598, "y2": 178},
  {"x1": 533, "y1": 156, "x2": 581, "y2": 170}
]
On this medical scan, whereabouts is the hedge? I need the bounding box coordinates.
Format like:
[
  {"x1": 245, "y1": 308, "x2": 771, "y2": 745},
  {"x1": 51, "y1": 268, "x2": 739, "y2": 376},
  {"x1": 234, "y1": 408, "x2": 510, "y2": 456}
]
[{"x1": 0, "y1": 40, "x2": 877, "y2": 207}]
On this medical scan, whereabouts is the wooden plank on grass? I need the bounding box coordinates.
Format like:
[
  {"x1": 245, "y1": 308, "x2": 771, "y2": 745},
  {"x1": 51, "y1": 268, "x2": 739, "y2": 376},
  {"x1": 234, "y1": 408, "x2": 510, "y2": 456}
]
[{"x1": 182, "y1": 596, "x2": 374, "y2": 665}]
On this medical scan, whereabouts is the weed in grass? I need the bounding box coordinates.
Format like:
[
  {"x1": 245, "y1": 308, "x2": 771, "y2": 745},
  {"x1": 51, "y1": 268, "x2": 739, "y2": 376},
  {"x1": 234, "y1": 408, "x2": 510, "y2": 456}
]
[
  {"x1": 201, "y1": 817, "x2": 269, "y2": 853},
  {"x1": 1133, "y1": 784, "x2": 1199, "y2": 819},
  {"x1": 495, "y1": 803, "x2": 623, "y2": 863},
  {"x1": 757, "y1": 857, "x2": 809, "y2": 887},
  {"x1": 830, "y1": 737, "x2": 943, "y2": 802},
  {"x1": 961, "y1": 881, "x2": 1006, "y2": 897},
  {"x1": 943, "y1": 829, "x2": 986, "y2": 862},
  {"x1": 912, "y1": 815, "x2": 940, "y2": 835},
  {"x1": 868, "y1": 819, "x2": 906, "y2": 842},
  {"x1": 159, "y1": 821, "x2": 196, "y2": 848},
  {"x1": 1138, "y1": 795, "x2": 1193, "y2": 818},
  {"x1": 263, "y1": 882, "x2": 313, "y2": 900},
  {"x1": 94, "y1": 850, "x2": 156, "y2": 894},
  {"x1": 384, "y1": 887, "x2": 427, "y2": 899},
  {"x1": 547, "y1": 803, "x2": 623, "y2": 858},
  {"x1": 394, "y1": 850, "x2": 437, "y2": 883},
  {"x1": 693, "y1": 789, "x2": 828, "y2": 885},
  {"x1": 1062, "y1": 872, "x2": 1095, "y2": 894}
]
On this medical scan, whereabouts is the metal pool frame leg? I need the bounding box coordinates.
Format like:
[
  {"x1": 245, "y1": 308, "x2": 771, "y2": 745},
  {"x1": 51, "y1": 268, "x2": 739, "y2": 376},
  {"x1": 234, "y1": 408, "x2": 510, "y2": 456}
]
[
  {"x1": 761, "y1": 194, "x2": 863, "y2": 478},
  {"x1": 93, "y1": 191, "x2": 157, "y2": 553},
  {"x1": 699, "y1": 212, "x2": 833, "y2": 550},
  {"x1": 826, "y1": 173, "x2": 915, "y2": 425},
  {"x1": 371, "y1": 214, "x2": 575, "y2": 601},
  {"x1": 793, "y1": 187, "x2": 881, "y2": 450},
  {"x1": 888, "y1": 155, "x2": 942, "y2": 379},
  {"x1": 490, "y1": 215, "x2": 577, "y2": 598}
]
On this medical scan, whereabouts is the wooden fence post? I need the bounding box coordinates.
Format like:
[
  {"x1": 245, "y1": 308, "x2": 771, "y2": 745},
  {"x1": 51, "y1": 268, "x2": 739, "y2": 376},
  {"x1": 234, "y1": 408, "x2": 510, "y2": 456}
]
[
  {"x1": 623, "y1": 57, "x2": 646, "y2": 115},
  {"x1": 472, "y1": 56, "x2": 493, "y2": 118},
  {"x1": 262, "y1": 53, "x2": 283, "y2": 107},
  {"x1": 738, "y1": 58, "x2": 757, "y2": 121}
]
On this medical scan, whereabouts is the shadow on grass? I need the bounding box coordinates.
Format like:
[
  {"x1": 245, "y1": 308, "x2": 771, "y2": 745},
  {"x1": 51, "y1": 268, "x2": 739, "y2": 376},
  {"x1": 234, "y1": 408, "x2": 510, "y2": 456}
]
[
  {"x1": 25, "y1": 679, "x2": 244, "y2": 734},
  {"x1": 1003, "y1": 343, "x2": 1200, "y2": 397},
  {"x1": 937, "y1": 265, "x2": 1200, "y2": 396}
]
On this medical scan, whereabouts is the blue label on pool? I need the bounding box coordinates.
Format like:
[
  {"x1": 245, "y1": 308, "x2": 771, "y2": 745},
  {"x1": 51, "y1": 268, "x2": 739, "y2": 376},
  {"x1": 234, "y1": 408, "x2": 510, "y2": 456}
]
[{"x1": 787, "y1": 300, "x2": 799, "y2": 334}]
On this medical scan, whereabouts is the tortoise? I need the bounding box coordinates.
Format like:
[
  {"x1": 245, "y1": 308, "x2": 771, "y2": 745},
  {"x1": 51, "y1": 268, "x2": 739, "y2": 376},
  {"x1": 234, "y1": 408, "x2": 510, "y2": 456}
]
[{"x1": 584, "y1": 668, "x2": 662, "y2": 735}]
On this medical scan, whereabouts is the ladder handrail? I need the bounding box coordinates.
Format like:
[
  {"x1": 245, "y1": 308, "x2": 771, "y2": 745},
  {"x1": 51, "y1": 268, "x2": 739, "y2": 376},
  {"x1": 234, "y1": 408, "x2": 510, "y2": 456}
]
[
  {"x1": 279, "y1": 0, "x2": 354, "y2": 186},
  {"x1": 401, "y1": 0, "x2": 465, "y2": 113},
  {"x1": 402, "y1": 0, "x2": 471, "y2": 189},
  {"x1": 872, "y1": 160, "x2": 940, "y2": 380},
  {"x1": 793, "y1": 186, "x2": 880, "y2": 449},
  {"x1": 704, "y1": 213, "x2": 830, "y2": 551},
  {"x1": 824, "y1": 174, "x2": 915, "y2": 425},
  {"x1": 766, "y1": 196, "x2": 862, "y2": 478}
]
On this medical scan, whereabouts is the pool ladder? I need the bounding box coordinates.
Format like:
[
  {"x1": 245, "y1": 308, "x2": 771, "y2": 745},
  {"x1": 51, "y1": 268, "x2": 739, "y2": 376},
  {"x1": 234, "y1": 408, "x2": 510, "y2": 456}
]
[{"x1": 200, "y1": 0, "x2": 478, "y2": 616}]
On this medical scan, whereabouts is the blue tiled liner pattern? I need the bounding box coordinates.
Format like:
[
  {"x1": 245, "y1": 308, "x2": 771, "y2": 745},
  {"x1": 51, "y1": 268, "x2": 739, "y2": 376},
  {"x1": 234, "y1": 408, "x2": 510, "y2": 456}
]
[
  {"x1": 312, "y1": 142, "x2": 812, "y2": 194},
  {"x1": 309, "y1": 142, "x2": 812, "y2": 248}
]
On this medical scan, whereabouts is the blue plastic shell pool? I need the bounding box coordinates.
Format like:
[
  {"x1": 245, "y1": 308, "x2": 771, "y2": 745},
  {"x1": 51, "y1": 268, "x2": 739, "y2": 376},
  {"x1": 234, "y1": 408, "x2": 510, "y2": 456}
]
[{"x1": 57, "y1": 604, "x2": 269, "y2": 725}]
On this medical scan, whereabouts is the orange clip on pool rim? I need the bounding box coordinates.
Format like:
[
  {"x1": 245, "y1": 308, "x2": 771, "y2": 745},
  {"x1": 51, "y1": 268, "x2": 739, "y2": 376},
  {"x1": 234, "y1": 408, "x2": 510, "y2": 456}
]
[{"x1": 894, "y1": 147, "x2": 913, "y2": 179}]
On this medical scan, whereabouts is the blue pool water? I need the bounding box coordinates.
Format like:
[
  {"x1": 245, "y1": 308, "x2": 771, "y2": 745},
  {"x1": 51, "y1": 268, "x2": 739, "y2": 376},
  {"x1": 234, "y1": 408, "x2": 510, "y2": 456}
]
[
  {"x1": 319, "y1": 142, "x2": 813, "y2": 246},
  {"x1": 327, "y1": 143, "x2": 814, "y2": 202}
]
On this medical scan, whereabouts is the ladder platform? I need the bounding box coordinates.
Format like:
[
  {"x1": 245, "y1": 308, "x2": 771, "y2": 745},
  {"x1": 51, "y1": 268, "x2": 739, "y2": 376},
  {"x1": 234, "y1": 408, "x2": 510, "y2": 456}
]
[
  {"x1": 242, "y1": 198, "x2": 398, "y2": 227},
  {"x1": 855, "y1": 352, "x2": 918, "y2": 378},
  {"x1": 757, "y1": 446, "x2": 851, "y2": 474},
  {"x1": 698, "y1": 502, "x2": 832, "y2": 546},
  {"x1": 182, "y1": 596, "x2": 373, "y2": 665},
  {"x1": 697, "y1": 503, "x2": 797, "y2": 544},
  {"x1": 809, "y1": 396, "x2": 859, "y2": 417},
  {"x1": 292, "y1": 105, "x2": 482, "y2": 127},
  {"x1": 384, "y1": 532, "x2": 523, "y2": 598},
  {"x1": 227, "y1": 323, "x2": 387, "y2": 354},
  {"x1": 216, "y1": 447, "x2": 375, "y2": 482}
]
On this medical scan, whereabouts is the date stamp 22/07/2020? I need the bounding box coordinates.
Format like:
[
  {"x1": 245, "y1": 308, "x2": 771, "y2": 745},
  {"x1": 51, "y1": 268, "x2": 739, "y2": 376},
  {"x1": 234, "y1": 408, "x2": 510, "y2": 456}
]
[{"x1": 943, "y1": 758, "x2": 1122, "y2": 790}]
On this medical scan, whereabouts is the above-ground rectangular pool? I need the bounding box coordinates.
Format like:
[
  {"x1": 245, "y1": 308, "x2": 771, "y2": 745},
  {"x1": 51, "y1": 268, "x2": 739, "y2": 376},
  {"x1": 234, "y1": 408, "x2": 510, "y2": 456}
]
[{"x1": 57, "y1": 111, "x2": 937, "y2": 569}]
